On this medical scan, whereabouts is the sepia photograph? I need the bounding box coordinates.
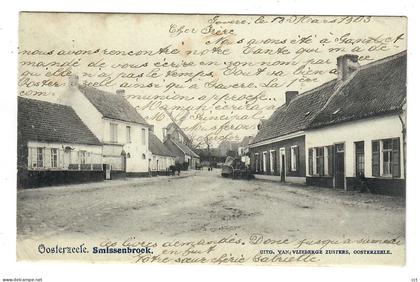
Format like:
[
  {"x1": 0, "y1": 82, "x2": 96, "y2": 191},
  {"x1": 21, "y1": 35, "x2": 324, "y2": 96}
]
[
  {"x1": 0, "y1": 0, "x2": 419, "y2": 279},
  {"x1": 14, "y1": 13, "x2": 409, "y2": 267}
]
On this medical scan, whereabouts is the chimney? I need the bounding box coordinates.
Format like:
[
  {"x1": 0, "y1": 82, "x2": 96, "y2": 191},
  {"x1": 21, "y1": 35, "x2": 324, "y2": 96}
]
[
  {"x1": 337, "y1": 54, "x2": 360, "y2": 81},
  {"x1": 257, "y1": 119, "x2": 266, "y2": 130},
  {"x1": 68, "y1": 74, "x2": 79, "y2": 90},
  {"x1": 116, "y1": 89, "x2": 125, "y2": 95},
  {"x1": 285, "y1": 91, "x2": 298, "y2": 106}
]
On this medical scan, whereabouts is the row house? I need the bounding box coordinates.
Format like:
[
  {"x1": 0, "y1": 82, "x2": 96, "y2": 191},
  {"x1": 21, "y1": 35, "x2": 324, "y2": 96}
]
[
  {"x1": 249, "y1": 51, "x2": 406, "y2": 196},
  {"x1": 148, "y1": 129, "x2": 176, "y2": 175},
  {"x1": 249, "y1": 83, "x2": 336, "y2": 184},
  {"x1": 58, "y1": 76, "x2": 151, "y2": 178},
  {"x1": 306, "y1": 52, "x2": 406, "y2": 196},
  {"x1": 163, "y1": 122, "x2": 200, "y2": 169},
  {"x1": 17, "y1": 97, "x2": 103, "y2": 188}
]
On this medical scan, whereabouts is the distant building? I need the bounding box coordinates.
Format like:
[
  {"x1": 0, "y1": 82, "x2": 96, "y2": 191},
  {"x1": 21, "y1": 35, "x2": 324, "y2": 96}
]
[
  {"x1": 148, "y1": 129, "x2": 176, "y2": 175},
  {"x1": 59, "y1": 76, "x2": 150, "y2": 177},
  {"x1": 163, "y1": 122, "x2": 200, "y2": 169},
  {"x1": 196, "y1": 148, "x2": 226, "y2": 167},
  {"x1": 17, "y1": 97, "x2": 103, "y2": 188}
]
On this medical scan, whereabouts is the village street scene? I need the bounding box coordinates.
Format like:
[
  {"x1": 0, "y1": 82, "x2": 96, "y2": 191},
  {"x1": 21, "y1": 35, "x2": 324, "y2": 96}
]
[
  {"x1": 17, "y1": 169, "x2": 404, "y2": 242},
  {"x1": 17, "y1": 50, "x2": 406, "y2": 243}
]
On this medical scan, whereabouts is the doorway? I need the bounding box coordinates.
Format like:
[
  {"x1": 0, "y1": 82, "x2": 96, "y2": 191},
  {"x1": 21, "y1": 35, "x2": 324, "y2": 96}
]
[{"x1": 334, "y1": 143, "x2": 345, "y2": 189}]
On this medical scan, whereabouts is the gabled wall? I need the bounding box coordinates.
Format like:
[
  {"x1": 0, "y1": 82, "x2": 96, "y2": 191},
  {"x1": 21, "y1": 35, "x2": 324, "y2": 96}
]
[
  {"x1": 59, "y1": 86, "x2": 150, "y2": 173},
  {"x1": 58, "y1": 87, "x2": 104, "y2": 141}
]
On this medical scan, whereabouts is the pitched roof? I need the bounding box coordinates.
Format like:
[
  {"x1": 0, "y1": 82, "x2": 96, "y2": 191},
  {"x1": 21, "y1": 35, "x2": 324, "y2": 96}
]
[
  {"x1": 78, "y1": 85, "x2": 148, "y2": 125},
  {"x1": 251, "y1": 79, "x2": 338, "y2": 144},
  {"x1": 164, "y1": 138, "x2": 199, "y2": 158},
  {"x1": 148, "y1": 132, "x2": 176, "y2": 157},
  {"x1": 309, "y1": 51, "x2": 406, "y2": 128},
  {"x1": 166, "y1": 122, "x2": 191, "y2": 143},
  {"x1": 18, "y1": 97, "x2": 101, "y2": 146}
]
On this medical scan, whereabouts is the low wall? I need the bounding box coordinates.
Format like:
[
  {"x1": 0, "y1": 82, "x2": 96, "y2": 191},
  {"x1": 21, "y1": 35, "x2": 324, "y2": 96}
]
[
  {"x1": 17, "y1": 169, "x2": 104, "y2": 189},
  {"x1": 346, "y1": 177, "x2": 405, "y2": 197},
  {"x1": 254, "y1": 174, "x2": 305, "y2": 185}
]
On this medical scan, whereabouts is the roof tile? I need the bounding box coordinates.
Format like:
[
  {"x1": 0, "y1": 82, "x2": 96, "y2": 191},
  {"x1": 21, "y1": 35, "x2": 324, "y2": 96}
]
[
  {"x1": 18, "y1": 97, "x2": 101, "y2": 146},
  {"x1": 148, "y1": 132, "x2": 176, "y2": 157},
  {"x1": 78, "y1": 85, "x2": 148, "y2": 125},
  {"x1": 251, "y1": 79, "x2": 337, "y2": 144},
  {"x1": 310, "y1": 51, "x2": 406, "y2": 128}
]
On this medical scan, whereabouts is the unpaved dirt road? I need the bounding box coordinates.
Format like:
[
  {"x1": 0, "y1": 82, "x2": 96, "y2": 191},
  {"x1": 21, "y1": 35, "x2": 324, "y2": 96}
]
[{"x1": 17, "y1": 169, "x2": 405, "y2": 242}]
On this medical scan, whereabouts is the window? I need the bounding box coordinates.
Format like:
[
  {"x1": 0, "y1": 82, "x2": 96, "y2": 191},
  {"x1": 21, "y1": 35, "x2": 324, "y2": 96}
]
[
  {"x1": 262, "y1": 152, "x2": 267, "y2": 172},
  {"x1": 355, "y1": 141, "x2": 365, "y2": 176},
  {"x1": 51, "y1": 148, "x2": 58, "y2": 168},
  {"x1": 37, "y1": 148, "x2": 43, "y2": 168},
  {"x1": 110, "y1": 123, "x2": 118, "y2": 143},
  {"x1": 142, "y1": 153, "x2": 146, "y2": 160},
  {"x1": 141, "y1": 128, "x2": 146, "y2": 145},
  {"x1": 269, "y1": 150, "x2": 276, "y2": 173},
  {"x1": 79, "y1": 151, "x2": 87, "y2": 165},
  {"x1": 290, "y1": 146, "x2": 299, "y2": 172},
  {"x1": 126, "y1": 126, "x2": 131, "y2": 143},
  {"x1": 382, "y1": 139, "x2": 393, "y2": 176},
  {"x1": 372, "y1": 138, "x2": 400, "y2": 178},
  {"x1": 308, "y1": 146, "x2": 332, "y2": 176}
]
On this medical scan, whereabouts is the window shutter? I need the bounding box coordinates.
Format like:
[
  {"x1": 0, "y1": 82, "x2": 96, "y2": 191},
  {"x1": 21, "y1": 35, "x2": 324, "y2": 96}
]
[
  {"x1": 273, "y1": 150, "x2": 277, "y2": 174},
  {"x1": 392, "y1": 138, "x2": 400, "y2": 178},
  {"x1": 319, "y1": 147, "x2": 324, "y2": 176},
  {"x1": 44, "y1": 148, "x2": 51, "y2": 168},
  {"x1": 295, "y1": 146, "x2": 300, "y2": 171},
  {"x1": 372, "y1": 141, "x2": 380, "y2": 177},
  {"x1": 328, "y1": 146, "x2": 333, "y2": 176},
  {"x1": 287, "y1": 148, "x2": 292, "y2": 173},
  {"x1": 308, "y1": 148, "x2": 313, "y2": 175}
]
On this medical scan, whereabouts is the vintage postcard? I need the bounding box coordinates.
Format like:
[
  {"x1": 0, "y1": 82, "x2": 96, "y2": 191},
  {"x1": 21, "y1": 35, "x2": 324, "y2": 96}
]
[{"x1": 16, "y1": 13, "x2": 406, "y2": 265}]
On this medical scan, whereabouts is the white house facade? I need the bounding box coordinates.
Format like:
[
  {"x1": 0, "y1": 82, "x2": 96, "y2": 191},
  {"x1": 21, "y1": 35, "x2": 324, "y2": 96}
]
[
  {"x1": 58, "y1": 75, "x2": 151, "y2": 175},
  {"x1": 305, "y1": 51, "x2": 406, "y2": 196},
  {"x1": 148, "y1": 130, "x2": 176, "y2": 175},
  {"x1": 305, "y1": 114, "x2": 405, "y2": 194}
]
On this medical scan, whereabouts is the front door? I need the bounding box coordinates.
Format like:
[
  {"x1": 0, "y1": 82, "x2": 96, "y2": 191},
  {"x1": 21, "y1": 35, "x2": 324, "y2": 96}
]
[
  {"x1": 334, "y1": 143, "x2": 345, "y2": 189},
  {"x1": 279, "y1": 148, "x2": 286, "y2": 182}
]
